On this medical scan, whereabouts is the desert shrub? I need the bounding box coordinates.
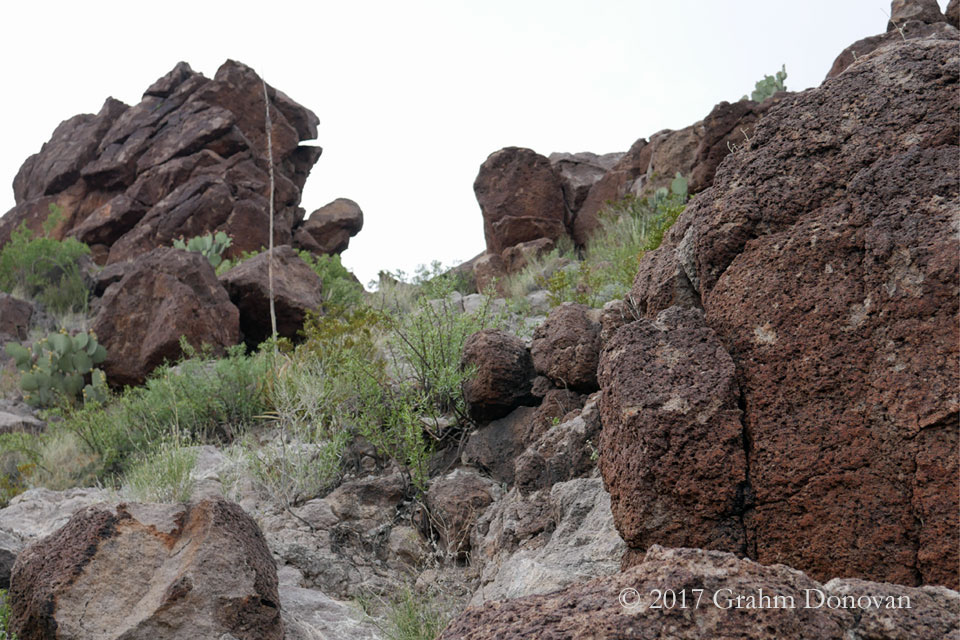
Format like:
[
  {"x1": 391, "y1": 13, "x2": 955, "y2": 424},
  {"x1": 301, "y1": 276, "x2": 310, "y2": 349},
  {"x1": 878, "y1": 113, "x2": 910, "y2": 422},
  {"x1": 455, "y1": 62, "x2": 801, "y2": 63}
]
[
  {"x1": 297, "y1": 250, "x2": 365, "y2": 308},
  {"x1": 0, "y1": 205, "x2": 91, "y2": 315},
  {"x1": 120, "y1": 438, "x2": 199, "y2": 503},
  {"x1": 0, "y1": 589, "x2": 16, "y2": 640},
  {"x1": 742, "y1": 64, "x2": 787, "y2": 102},
  {"x1": 58, "y1": 342, "x2": 270, "y2": 480},
  {"x1": 360, "y1": 585, "x2": 456, "y2": 640},
  {"x1": 530, "y1": 174, "x2": 688, "y2": 308}
]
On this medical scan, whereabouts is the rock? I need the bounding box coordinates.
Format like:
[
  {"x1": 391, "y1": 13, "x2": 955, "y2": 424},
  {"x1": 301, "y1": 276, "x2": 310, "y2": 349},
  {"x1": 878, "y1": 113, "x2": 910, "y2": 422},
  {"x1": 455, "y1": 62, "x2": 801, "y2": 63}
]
[
  {"x1": 0, "y1": 488, "x2": 109, "y2": 544},
  {"x1": 3, "y1": 60, "x2": 321, "y2": 265},
  {"x1": 530, "y1": 302, "x2": 601, "y2": 393},
  {"x1": 91, "y1": 247, "x2": 240, "y2": 386},
  {"x1": 0, "y1": 411, "x2": 44, "y2": 436},
  {"x1": 470, "y1": 253, "x2": 507, "y2": 295},
  {"x1": 474, "y1": 147, "x2": 568, "y2": 254},
  {"x1": 461, "y1": 329, "x2": 536, "y2": 422},
  {"x1": 598, "y1": 298, "x2": 632, "y2": 347},
  {"x1": 499, "y1": 237, "x2": 554, "y2": 275},
  {"x1": 9, "y1": 497, "x2": 283, "y2": 640},
  {"x1": 888, "y1": 0, "x2": 944, "y2": 30},
  {"x1": 628, "y1": 38, "x2": 959, "y2": 587},
  {"x1": 468, "y1": 478, "x2": 624, "y2": 606},
  {"x1": 219, "y1": 245, "x2": 322, "y2": 347},
  {"x1": 425, "y1": 469, "x2": 500, "y2": 559},
  {"x1": 280, "y1": 584, "x2": 382, "y2": 640},
  {"x1": 631, "y1": 123, "x2": 703, "y2": 198},
  {"x1": 441, "y1": 546, "x2": 960, "y2": 640},
  {"x1": 948, "y1": 0, "x2": 959, "y2": 27},
  {"x1": 293, "y1": 198, "x2": 364, "y2": 255},
  {"x1": 599, "y1": 307, "x2": 747, "y2": 560},
  {"x1": 826, "y1": 19, "x2": 957, "y2": 80},
  {"x1": 514, "y1": 393, "x2": 601, "y2": 493},
  {"x1": 548, "y1": 152, "x2": 623, "y2": 220},
  {"x1": 0, "y1": 294, "x2": 33, "y2": 346},
  {"x1": 573, "y1": 138, "x2": 650, "y2": 245}
]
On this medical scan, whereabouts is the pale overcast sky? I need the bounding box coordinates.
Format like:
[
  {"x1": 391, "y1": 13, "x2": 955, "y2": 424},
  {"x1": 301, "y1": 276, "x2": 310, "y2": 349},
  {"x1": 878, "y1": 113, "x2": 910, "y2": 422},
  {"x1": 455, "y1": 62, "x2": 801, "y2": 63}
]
[{"x1": 0, "y1": 1, "x2": 949, "y2": 286}]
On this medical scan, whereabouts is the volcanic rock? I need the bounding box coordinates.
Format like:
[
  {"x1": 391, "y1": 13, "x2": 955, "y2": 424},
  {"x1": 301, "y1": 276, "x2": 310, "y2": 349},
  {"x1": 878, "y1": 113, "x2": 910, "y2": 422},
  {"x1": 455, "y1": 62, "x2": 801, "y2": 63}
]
[
  {"x1": 293, "y1": 197, "x2": 364, "y2": 255},
  {"x1": 530, "y1": 302, "x2": 601, "y2": 393},
  {"x1": 461, "y1": 329, "x2": 536, "y2": 422},
  {"x1": 474, "y1": 147, "x2": 568, "y2": 254},
  {"x1": 91, "y1": 247, "x2": 240, "y2": 386},
  {"x1": 218, "y1": 245, "x2": 322, "y2": 347}
]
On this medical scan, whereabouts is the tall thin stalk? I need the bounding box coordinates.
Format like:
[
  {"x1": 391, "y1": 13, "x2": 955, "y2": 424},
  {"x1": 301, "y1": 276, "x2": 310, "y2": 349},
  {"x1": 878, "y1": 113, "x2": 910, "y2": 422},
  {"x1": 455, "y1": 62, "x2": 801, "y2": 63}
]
[{"x1": 262, "y1": 77, "x2": 278, "y2": 347}]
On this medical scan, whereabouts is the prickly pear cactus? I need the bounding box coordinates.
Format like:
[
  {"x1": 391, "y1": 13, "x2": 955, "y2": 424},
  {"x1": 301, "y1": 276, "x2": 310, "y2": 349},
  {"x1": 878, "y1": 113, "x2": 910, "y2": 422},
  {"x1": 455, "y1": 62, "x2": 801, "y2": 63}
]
[
  {"x1": 173, "y1": 231, "x2": 232, "y2": 269},
  {"x1": 5, "y1": 330, "x2": 109, "y2": 408},
  {"x1": 741, "y1": 64, "x2": 787, "y2": 103}
]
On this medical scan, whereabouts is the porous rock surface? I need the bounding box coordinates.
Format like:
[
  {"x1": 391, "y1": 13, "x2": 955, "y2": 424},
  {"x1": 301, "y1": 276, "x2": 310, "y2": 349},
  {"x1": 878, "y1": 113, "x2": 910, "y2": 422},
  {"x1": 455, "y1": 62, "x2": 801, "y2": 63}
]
[
  {"x1": 91, "y1": 247, "x2": 240, "y2": 386},
  {"x1": 461, "y1": 329, "x2": 536, "y2": 422},
  {"x1": 0, "y1": 60, "x2": 327, "y2": 264},
  {"x1": 618, "y1": 36, "x2": 959, "y2": 587},
  {"x1": 9, "y1": 497, "x2": 283, "y2": 640},
  {"x1": 218, "y1": 244, "x2": 322, "y2": 347},
  {"x1": 441, "y1": 546, "x2": 960, "y2": 640},
  {"x1": 530, "y1": 302, "x2": 601, "y2": 393}
]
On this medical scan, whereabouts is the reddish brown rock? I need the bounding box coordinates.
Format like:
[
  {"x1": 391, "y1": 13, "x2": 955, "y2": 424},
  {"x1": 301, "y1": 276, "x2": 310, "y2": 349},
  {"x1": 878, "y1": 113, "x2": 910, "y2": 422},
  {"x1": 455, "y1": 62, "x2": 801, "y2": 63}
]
[
  {"x1": 470, "y1": 253, "x2": 507, "y2": 295},
  {"x1": 632, "y1": 123, "x2": 703, "y2": 198},
  {"x1": 425, "y1": 468, "x2": 499, "y2": 558},
  {"x1": 474, "y1": 147, "x2": 568, "y2": 254},
  {"x1": 627, "y1": 38, "x2": 959, "y2": 588},
  {"x1": 0, "y1": 295, "x2": 33, "y2": 345},
  {"x1": 2, "y1": 60, "x2": 323, "y2": 266},
  {"x1": 888, "y1": 0, "x2": 945, "y2": 30},
  {"x1": 91, "y1": 247, "x2": 240, "y2": 386},
  {"x1": 825, "y1": 19, "x2": 956, "y2": 80},
  {"x1": 9, "y1": 497, "x2": 282, "y2": 640},
  {"x1": 573, "y1": 138, "x2": 650, "y2": 245},
  {"x1": 293, "y1": 198, "x2": 363, "y2": 255},
  {"x1": 948, "y1": 0, "x2": 959, "y2": 27},
  {"x1": 548, "y1": 152, "x2": 623, "y2": 220},
  {"x1": 440, "y1": 546, "x2": 960, "y2": 640},
  {"x1": 461, "y1": 329, "x2": 536, "y2": 422},
  {"x1": 499, "y1": 237, "x2": 554, "y2": 275},
  {"x1": 218, "y1": 245, "x2": 322, "y2": 348},
  {"x1": 530, "y1": 302, "x2": 601, "y2": 393},
  {"x1": 599, "y1": 307, "x2": 747, "y2": 558}
]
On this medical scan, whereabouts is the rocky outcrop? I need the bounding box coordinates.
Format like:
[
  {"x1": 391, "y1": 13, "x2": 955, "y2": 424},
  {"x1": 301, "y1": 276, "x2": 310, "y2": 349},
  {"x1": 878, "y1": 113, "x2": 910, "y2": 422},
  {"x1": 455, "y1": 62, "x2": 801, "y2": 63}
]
[
  {"x1": 9, "y1": 497, "x2": 283, "y2": 640},
  {"x1": 461, "y1": 329, "x2": 536, "y2": 422},
  {"x1": 441, "y1": 546, "x2": 960, "y2": 640},
  {"x1": 530, "y1": 302, "x2": 601, "y2": 393},
  {"x1": 572, "y1": 138, "x2": 650, "y2": 245},
  {"x1": 888, "y1": 0, "x2": 945, "y2": 29},
  {"x1": 474, "y1": 147, "x2": 568, "y2": 254},
  {"x1": 91, "y1": 247, "x2": 240, "y2": 386},
  {"x1": 621, "y1": 37, "x2": 959, "y2": 587},
  {"x1": 469, "y1": 478, "x2": 624, "y2": 606},
  {"x1": 1, "y1": 60, "x2": 327, "y2": 266},
  {"x1": 293, "y1": 198, "x2": 363, "y2": 255},
  {"x1": 548, "y1": 152, "x2": 623, "y2": 222},
  {"x1": 218, "y1": 245, "x2": 322, "y2": 347}
]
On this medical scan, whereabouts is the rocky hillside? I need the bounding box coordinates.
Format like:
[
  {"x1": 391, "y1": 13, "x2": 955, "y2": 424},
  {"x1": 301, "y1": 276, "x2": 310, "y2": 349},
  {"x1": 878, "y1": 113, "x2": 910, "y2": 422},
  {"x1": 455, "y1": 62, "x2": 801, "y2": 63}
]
[{"x1": 0, "y1": 2, "x2": 956, "y2": 639}]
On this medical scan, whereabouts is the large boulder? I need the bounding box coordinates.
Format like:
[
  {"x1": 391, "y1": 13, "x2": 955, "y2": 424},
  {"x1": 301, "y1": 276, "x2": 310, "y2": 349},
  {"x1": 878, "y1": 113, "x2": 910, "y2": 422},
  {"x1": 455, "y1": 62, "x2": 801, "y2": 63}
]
[
  {"x1": 1, "y1": 60, "x2": 323, "y2": 265},
  {"x1": 461, "y1": 329, "x2": 536, "y2": 422},
  {"x1": 441, "y1": 546, "x2": 960, "y2": 640},
  {"x1": 219, "y1": 245, "x2": 323, "y2": 347},
  {"x1": 425, "y1": 468, "x2": 500, "y2": 559},
  {"x1": 599, "y1": 307, "x2": 747, "y2": 562},
  {"x1": 624, "y1": 37, "x2": 959, "y2": 587},
  {"x1": 474, "y1": 147, "x2": 568, "y2": 254},
  {"x1": 9, "y1": 497, "x2": 283, "y2": 640},
  {"x1": 530, "y1": 302, "x2": 601, "y2": 393},
  {"x1": 91, "y1": 247, "x2": 240, "y2": 386},
  {"x1": 293, "y1": 197, "x2": 364, "y2": 255},
  {"x1": 888, "y1": 0, "x2": 945, "y2": 30},
  {"x1": 548, "y1": 152, "x2": 623, "y2": 222},
  {"x1": 572, "y1": 138, "x2": 650, "y2": 245}
]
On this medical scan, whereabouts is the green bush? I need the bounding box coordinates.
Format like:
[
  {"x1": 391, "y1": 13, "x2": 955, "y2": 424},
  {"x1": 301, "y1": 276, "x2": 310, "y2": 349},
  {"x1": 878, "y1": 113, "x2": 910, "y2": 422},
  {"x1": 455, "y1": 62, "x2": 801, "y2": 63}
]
[
  {"x1": 5, "y1": 330, "x2": 108, "y2": 409},
  {"x1": 297, "y1": 250, "x2": 365, "y2": 309},
  {"x1": 742, "y1": 65, "x2": 787, "y2": 102},
  {"x1": 0, "y1": 588, "x2": 16, "y2": 640},
  {"x1": 0, "y1": 205, "x2": 91, "y2": 315},
  {"x1": 380, "y1": 585, "x2": 455, "y2": 640},
  {"x1": 528, "y1": 174, "x2": 688, "y2": 308}
]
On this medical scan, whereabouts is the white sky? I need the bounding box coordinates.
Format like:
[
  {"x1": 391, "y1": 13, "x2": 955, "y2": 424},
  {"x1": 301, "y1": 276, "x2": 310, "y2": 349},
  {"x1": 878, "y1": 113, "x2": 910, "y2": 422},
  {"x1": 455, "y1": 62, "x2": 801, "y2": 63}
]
[{"x1": 0, "y1": 1, "x2": 949, "y2": 287}]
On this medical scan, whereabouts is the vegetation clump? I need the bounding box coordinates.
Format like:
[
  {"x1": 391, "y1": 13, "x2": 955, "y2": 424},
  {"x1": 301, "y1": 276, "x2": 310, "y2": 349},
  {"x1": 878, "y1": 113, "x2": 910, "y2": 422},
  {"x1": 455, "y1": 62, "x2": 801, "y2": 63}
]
[
  {"x1": 742, "y1": 64, "x2": 787, "y2": 102},
  {"x1": 4, "y1": 330, "x2": 108, "y2": 408}
]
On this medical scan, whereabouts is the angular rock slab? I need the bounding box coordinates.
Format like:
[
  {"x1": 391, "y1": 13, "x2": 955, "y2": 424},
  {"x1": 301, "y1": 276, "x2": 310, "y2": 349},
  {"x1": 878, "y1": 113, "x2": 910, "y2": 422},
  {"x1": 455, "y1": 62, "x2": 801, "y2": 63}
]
[
  {"x1": 219, "y1": 245, "x2": 322, "y2": 347},
  {"x1": 92, "y1": 247, "x2": 240, "y2": 386},
  {"x1": 10, "y1": 497, "x2": 283, "y2": 640},
  {"x1": 440, "y1": 546, "x2": 960, "y2": 640},
  {"x1": 598, "y1": 306, "x2": 747, "y2": 559}
]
